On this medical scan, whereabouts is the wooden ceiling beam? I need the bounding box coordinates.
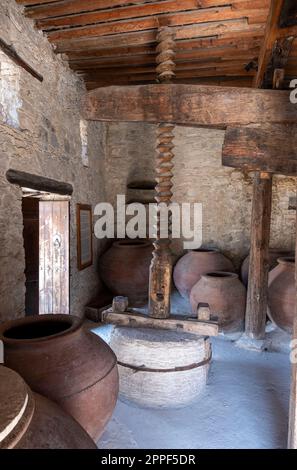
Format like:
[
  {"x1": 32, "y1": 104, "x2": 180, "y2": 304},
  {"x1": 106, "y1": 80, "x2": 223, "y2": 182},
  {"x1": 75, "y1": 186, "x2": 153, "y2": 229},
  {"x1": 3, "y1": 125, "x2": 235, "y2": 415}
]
[
  {"x1": 46, "y1": 10, "x2": 266, "y2": 41},
  {"x1": 36, "y1": 2, "x2": 268, "y2": 30},
  {"x1": 84, "y1": 71, "x2": 254, "y2": 86},
  {"x1": 69, "y1": 49, "x2": 259, "y2": 70},
  {"x1": 82, "y1": 83, "x2": 297, "y2": 127},
  {"x1": 85, "y1": 76, "x2": 254, "y2": 89},
  {"x1": 254, "y1": 0, "x2": 297, "y2": 88},
  {"x1": 78, "y1": 60, "x2": 253, "y2": 78},
  {"x1": 66, "y1": 38, "x2": 261, "y2": 60},
  {"x1": 21, "y1": 0, "x2": 268, "y2": 20},
  {"x1": 63, "y1": 35, "x2": 262, "y2": 57},
  {"x1": 53, "y1": 21, "x2": 263, "y2": 50},
  {"x1": 16, "y1": 0, "x2": 59, "y2": 4}
]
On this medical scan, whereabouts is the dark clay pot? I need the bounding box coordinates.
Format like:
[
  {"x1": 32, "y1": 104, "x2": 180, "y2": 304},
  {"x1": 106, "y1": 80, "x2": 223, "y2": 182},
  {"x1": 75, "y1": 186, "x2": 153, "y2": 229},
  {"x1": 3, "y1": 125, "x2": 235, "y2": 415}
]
[
  {"x1": 241, "y1": 249, "x2": 294, "y2": 287},
  {"x1": 0, "y1": 314, "x2": 119, "y2": 441},
  {"x1": 190, "y1": 272, "x2": 246, "y2": 334},
  {"x1": 173, "y1": 249, "x2": 234, "y2": 299},
  {"x1": 99, "y1": 240, "x2": 153, "y2": 306},
  {"x1": 0, "y1": 366, "x2": 96, "y2": 449},
  {"x1": 268, "y1": 257, "x2": 295, "y2": 333}
]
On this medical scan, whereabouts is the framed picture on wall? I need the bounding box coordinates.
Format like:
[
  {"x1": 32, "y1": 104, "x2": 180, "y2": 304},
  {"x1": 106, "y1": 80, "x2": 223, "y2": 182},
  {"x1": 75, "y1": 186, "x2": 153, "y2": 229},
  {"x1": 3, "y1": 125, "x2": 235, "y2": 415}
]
[{"x1": 77, "y1": 204, "x2": 93, "y2": 270}]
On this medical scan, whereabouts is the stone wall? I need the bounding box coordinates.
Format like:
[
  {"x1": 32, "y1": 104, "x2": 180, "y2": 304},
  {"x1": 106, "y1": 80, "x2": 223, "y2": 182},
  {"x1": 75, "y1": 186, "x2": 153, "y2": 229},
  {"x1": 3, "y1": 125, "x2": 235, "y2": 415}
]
[
  {"x1": 104, "y1": 122, "x2": 296, "y2": 268},
  {"x1": 0, "y1": 0, "x2": 106, "y2": 322}
]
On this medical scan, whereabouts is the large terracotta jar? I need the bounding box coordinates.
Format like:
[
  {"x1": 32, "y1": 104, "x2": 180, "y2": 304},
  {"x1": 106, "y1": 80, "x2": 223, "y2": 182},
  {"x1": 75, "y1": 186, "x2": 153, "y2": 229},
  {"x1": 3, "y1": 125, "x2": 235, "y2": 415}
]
[
  {"x1": 241, "y1": 248, "x2": 294, "y2": 287},
  {"x1": 268, "y1": 257, "x2": 295, "y2": 333},
  {"x1": 99, "y1": 239, "x2": 153, "y2": 306},
  {"x1": 190, "y1": 272, "x2": 246, "y2": 334},
  {"x1": 173, "y1": 249, "x2": 234, "y2": 299},
  {"x1": 0, "y1": 314, "x2": 119, "y2": 441},
  {"x1": 0, "y1": 366, "x2": 96, "y2": 449}
]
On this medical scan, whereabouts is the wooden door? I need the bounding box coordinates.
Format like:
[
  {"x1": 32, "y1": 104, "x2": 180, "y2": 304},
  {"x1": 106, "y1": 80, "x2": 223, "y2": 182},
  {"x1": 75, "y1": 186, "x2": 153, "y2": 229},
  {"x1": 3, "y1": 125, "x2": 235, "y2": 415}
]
[{"x1": 39, "y1": 201, "x2": 69, "y2": 314}]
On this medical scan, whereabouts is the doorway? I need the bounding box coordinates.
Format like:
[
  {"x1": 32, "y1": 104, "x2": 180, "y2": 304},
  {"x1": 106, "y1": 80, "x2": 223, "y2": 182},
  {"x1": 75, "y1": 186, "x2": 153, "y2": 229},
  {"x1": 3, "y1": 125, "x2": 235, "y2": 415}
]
[{"x1": 22, "y1": 195, "x2": 70, "y2": 315}]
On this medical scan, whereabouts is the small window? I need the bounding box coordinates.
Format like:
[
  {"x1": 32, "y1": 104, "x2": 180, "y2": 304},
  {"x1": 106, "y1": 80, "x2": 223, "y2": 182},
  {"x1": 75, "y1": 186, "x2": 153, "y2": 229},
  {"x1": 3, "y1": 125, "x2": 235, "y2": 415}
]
[
  {"x1": 0, "y1": 51, "x2": 22, "y2": 128},
  {"x1": 80, "y1": 119, "x2": 89, "y2": 167}
]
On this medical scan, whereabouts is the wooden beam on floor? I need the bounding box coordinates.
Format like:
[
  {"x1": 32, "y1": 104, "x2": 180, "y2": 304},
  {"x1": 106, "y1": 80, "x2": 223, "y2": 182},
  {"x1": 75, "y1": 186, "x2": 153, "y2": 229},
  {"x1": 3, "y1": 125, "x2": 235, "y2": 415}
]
[
  {"x1": 82, "y1": 83, "x2": 297, "y2": 128},
  {"x1": 100, "y1": 309, "x2": 219, "y2": 337}
]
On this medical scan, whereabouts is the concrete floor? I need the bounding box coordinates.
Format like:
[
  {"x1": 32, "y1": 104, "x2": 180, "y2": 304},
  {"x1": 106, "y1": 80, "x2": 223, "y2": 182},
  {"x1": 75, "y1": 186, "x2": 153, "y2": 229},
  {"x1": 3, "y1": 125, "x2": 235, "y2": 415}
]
[{"x1": 92, "y1": 292, "x2": 291, "y2": 449}]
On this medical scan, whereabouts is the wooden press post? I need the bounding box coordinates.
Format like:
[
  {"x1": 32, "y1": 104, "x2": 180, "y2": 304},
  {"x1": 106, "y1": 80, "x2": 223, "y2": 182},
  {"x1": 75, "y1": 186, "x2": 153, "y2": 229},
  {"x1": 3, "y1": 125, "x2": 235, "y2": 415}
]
[
  {"x1": 245, "y1": 171, "x2": 273, "y2": 339},
  {"x1": 149, "y1": 27, "x2": 176, "y2": 319},
  {"x1": 288, "y1": 201, "x2": 297, "y2": 449}
]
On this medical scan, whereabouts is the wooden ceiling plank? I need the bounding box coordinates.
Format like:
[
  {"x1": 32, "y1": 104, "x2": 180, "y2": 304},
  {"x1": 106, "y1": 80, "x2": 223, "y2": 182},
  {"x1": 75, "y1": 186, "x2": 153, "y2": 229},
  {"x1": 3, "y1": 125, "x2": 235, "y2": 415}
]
[
  {"x1": 16, "y1": 0, "x2": 59, "y2": 4},
  {"x1": 83, "y1": 69, "x2": 255, "y2": 86},
  {"x1": 79, "y1": 59, "x2": 253, "y2": 77},
  {"x1": 22, "y1": 0, "x2": 264, "y2": 20},
  {"x1": 46, "y1": 9, "x2": 266, "y2": 41},
  {"x1": 85, "y1": 76, "x2": 254, "y2": 88},
  {"x1": 55, "y1": 29, "x2": 263, "y2": 54},
  {"x1": 64, "y1": 35, "x2": 261, "y2": 59},
  {"x1": 69, "y1": 49, "x2": 259, "y2": 70},
  {"x1": 50, "y1": 19, "x2": 263, "y2": 48},
  {"x1": 36, "y1": 1, "x2": 268, "y2": 30}
]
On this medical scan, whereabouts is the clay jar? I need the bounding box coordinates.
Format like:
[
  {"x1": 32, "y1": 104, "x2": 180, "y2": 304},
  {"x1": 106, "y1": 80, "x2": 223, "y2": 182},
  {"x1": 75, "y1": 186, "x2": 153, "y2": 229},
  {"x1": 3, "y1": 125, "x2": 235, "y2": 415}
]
[
  {"x1": 268, "y1": 257, "x2": 295, "y2": 333},
  {"x1": 173, "y1": 249, "x2": 234, "y2": 299},
  {"x1": 0, "y1": 366, "x2": 96, "y2": 449},
  {"x1": 99, "y1": 239, "x2": 153, "y2": 306},
  {"x1": 241, "y1": 249, "x2": 294, "y2": 287},
  {"x1": 190, "y1": 272, "x2": 246, "y2": 334},
  {"x1": 0, "y1": 314, "x2": 119, "y2": 441}
]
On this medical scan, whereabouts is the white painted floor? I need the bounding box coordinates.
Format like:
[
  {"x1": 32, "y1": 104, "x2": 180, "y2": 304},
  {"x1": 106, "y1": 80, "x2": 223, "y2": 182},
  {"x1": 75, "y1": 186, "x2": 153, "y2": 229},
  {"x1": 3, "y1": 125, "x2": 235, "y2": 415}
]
[{"x1": 93, "y1": 293, "x2": 291, "y2": 449}]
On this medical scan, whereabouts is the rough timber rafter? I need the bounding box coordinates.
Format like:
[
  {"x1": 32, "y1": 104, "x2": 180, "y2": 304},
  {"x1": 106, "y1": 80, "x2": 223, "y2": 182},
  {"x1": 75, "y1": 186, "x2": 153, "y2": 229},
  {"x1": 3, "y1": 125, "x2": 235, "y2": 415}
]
[
  {"x1": 16, "y1": 0, "x2": 272, "y2": 88},
  {"x1": 254, "y1": 0, "x2": 297, "y2": 88}
]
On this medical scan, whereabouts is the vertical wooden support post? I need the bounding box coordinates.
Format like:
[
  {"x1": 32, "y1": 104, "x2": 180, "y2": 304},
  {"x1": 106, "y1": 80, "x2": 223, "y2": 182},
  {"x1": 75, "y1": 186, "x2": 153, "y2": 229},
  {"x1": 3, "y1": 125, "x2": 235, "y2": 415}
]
[
  {"x1": 149, "y1": 27, "x2": 176, "y2": 319},
  {"x1": 245, "y1": 171, "x2": 272, "y2": 339},
  {"x1": 288, "y1": 203, "x2": 297, "y2": 449}
]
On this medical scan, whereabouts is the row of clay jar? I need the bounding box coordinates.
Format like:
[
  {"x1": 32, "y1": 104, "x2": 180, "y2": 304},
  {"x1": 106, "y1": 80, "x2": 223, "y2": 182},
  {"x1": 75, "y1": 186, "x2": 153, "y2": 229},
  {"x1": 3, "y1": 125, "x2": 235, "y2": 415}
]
[
  {"x1": 98, "y1": 240, "x2": 294, "y2": 335},
  {"x1": 0, "y1": 315, "x2": 119, "y2": 448},
  {"x1": 174, "y1": 248, "x2": 295, "y2": 334}
]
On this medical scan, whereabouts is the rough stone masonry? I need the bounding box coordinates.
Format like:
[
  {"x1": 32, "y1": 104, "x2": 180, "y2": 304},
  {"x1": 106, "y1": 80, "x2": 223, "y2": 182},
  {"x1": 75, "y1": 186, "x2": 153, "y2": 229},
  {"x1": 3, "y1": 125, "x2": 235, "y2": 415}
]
[{"x1": 0, "y1": 0, "x2": 107, "y2": 321}]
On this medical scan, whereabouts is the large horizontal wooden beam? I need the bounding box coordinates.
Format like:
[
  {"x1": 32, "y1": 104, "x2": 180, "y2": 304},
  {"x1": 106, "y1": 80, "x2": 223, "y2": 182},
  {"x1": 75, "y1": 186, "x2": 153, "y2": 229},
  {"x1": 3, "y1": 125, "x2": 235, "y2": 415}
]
[
  {"x1": 222, "y1": 124, "x2": 297, "y2": 175},
  {"x1": 82, "y1": 84, "x2": 297, "y2": 128}
]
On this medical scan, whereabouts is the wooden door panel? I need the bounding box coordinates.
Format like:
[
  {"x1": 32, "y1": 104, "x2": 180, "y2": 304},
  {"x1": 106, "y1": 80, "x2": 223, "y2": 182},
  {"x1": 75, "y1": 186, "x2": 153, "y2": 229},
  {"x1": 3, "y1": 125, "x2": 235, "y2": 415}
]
[{"x1": 39, "y1": 201, "x2": 69, "y2": 314}]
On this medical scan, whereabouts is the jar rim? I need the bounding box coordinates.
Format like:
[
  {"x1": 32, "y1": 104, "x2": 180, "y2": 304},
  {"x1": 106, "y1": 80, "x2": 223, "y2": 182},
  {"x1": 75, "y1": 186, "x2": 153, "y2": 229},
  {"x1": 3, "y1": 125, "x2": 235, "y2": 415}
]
[
  {"x1": 0, "y1": 314, "x2": 81, "y2": 344},
  {"x1": 277, "y1": 256, "x2": 295, "y2": 266},
  {"x1": 113, "y1": 240, "x2": 151, "y2": 248},
  {"x1": 201, "y1": 271, "x2": 238, "y2": 280}
]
